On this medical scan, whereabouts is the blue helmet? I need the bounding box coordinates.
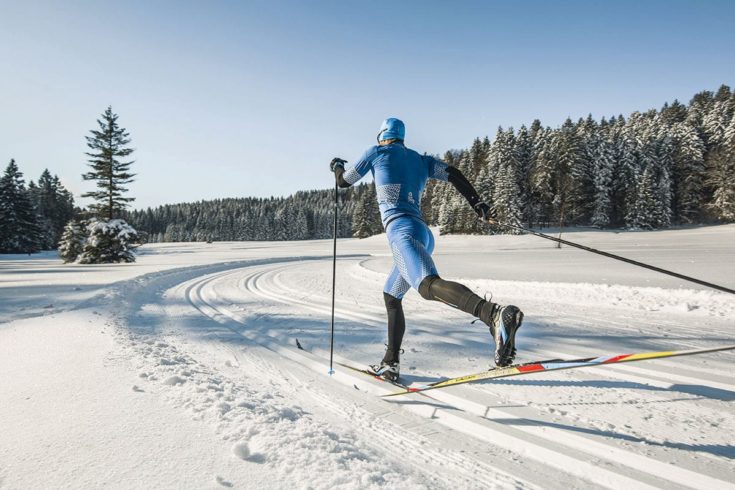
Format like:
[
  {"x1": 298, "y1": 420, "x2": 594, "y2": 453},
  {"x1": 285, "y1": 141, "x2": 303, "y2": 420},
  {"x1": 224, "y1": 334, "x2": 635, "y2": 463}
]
[{"x1": 377, "y1": 117, "x2": 405, "y2": 142}]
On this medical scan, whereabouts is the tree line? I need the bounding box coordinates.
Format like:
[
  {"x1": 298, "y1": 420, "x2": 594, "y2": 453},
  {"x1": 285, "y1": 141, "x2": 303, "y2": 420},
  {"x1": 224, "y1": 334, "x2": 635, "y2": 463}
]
[
  {"x1": 0, "y1": 160, "x2": 76, "y2": 253},
  {"x1": 130, "y1": 84, "x2": 735, "y2": 242},
  {"x1": 424, "y1": 84, "x2": 735, "y2": 234},
  {"x1": 2, "y1": 85, "x2": 734, "y2": 255},
  {"x1": 124, "y1": 186, "x2": 368, "y2": 242}
]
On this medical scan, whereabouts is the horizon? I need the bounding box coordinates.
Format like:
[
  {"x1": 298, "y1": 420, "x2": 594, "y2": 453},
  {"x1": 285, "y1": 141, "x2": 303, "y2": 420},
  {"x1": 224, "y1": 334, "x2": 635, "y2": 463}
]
[{"x1": 1, "y1": 1, "x2": 734, "y2": 209}]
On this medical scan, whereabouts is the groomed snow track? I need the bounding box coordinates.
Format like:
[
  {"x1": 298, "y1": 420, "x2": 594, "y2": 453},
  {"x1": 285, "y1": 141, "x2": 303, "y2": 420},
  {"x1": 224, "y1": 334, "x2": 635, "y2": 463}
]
[{"x1": 158, "y1": 256, "x2": 735, "y2": 490}]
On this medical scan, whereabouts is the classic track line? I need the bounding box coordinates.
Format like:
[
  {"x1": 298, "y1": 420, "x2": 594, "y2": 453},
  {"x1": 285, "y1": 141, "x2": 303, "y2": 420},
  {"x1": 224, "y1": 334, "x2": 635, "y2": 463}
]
[
  {"x1": 262, "y1": 262, "x2": 735, "y2": 393},
  {"x1": 179, "y1": 259, "x2": 734, "y2": 490}
]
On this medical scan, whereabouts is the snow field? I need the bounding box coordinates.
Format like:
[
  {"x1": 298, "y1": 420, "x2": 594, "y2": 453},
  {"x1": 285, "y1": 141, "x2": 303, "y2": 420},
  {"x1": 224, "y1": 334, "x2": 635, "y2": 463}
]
[
  {"x1": 1, "y1": 226, "x2": 734, "y2": 488},
  {"x1": 211, "y1": 258, "x2": 735, "y2": 489}
]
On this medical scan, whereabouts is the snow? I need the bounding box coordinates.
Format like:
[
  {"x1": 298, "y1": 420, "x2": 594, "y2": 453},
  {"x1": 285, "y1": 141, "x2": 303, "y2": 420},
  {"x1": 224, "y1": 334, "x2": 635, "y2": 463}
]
[{"x1": 1, "y1": 225, "x2": 735, "y2": 489}]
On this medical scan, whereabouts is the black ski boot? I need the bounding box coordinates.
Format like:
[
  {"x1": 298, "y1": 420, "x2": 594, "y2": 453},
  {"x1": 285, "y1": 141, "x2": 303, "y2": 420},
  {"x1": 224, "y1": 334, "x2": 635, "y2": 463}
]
[
  {"x1": 371, "y1": 349, "x2": 400, "y2": 382},
  {"x1": 478, "y1": 302, "x2": 524, "y2": 367}
]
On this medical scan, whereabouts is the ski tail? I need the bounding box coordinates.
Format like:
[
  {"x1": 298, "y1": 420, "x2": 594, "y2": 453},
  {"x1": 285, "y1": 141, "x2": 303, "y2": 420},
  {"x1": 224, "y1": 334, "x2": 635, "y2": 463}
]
[
  {"x1": 335, "y1": 361, "x2": 409, "y2": 389},
  {"x1": 384, "y1": 344, "x2": 735, "y2": 397}
]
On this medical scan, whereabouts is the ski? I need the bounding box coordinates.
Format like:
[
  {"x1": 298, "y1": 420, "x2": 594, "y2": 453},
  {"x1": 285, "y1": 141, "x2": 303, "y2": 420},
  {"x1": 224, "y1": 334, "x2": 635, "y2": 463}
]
[
  {"x1": 384, "y1": 344, "x2": 735, "y2": 397},
  {"x1": 294, "y1": 338, "x2": 411, "y2": 389},
  {"x1": 335, "y1": 361, "x2": 410, "y2": 390}
]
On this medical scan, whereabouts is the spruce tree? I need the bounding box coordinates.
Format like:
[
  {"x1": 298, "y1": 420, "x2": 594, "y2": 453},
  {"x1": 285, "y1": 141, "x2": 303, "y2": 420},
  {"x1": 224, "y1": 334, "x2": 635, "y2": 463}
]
[
  {"x1": 670, "y1": 123, "x2": 705, "y2": 223},
  {"x1": 514, "y1": 125, "x2": 534, "y2": 225},
  {"x1": 58, "y1": 219, "x2": 87, "y2": 262},
  {"x1": 0, "y1": 160, "x2": 42, "y2": 253},
  {"x1": 708, "y1": 116, "x2": 735, "y2": 221},
  {"x1": 78, "y1": 219, "x2": 139, "y2": 263},
  {"x1": 529, "y1": 127, "x2": 554, "y2": 225},
  {"x1": 352, "y1": 183, "x2": 381, "y2": 238},
  {"x1": 82, "y1": 107, "x2": 136, "y2": 219},
  {"x1": 550, "y1": 119, "x2": 581, "y2": 228},
  {"x1": 590, "y1": 135, "x2": 615, "y2": 228},
  {"x1": 628, "y1": 165, "x2": 657, "y2": 229},
  {"x1": 30, "y1": 169, "x2": 76, "y2": 248}
]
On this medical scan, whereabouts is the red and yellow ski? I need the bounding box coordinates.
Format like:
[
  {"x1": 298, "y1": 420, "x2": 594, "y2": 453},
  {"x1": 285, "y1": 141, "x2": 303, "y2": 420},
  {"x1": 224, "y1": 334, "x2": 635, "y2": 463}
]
[{"x1": 384, "y1": 344, "x2": 735, "y2": 397}]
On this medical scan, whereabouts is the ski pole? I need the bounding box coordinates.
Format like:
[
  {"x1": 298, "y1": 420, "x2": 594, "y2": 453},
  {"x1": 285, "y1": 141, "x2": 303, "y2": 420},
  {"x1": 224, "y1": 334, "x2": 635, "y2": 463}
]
[
  {"x1": 329, "y1": 181, "x2": 338, "y2": 375},
  {"x1": 486, "y1": 220, "x2": 735, "y2": 296}
]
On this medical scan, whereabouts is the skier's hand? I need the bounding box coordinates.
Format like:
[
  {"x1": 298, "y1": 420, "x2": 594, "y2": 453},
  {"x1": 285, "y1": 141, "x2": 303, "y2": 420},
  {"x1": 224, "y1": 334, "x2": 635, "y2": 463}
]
[
  {"x1": 473, "y1": 201, "x2": 495, "y2": 223},
  {"x1": 330, "y1": 158, "x2": 347, "y2": 172}
]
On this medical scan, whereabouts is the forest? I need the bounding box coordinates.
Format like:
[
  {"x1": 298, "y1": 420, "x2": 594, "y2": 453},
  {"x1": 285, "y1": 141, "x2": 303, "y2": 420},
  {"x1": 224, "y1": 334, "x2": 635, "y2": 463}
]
[{"x1": 2, "y1": 85, "x2": 734, "y2": 253}]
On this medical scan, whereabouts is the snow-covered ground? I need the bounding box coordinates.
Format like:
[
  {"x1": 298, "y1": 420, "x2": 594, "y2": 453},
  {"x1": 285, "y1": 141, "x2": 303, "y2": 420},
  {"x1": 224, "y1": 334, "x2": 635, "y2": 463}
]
[{"x1": 1, "y1": 226, "x2": 734, "y2": 489}]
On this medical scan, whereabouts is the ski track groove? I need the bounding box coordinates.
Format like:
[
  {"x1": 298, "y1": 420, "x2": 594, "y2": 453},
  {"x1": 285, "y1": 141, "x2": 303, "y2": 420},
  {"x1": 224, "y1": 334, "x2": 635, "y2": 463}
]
[
  {"x1": 179, "y1": 259, "x2": 735, "y2": 490},
  {"x1": 267, "y1": 263, "x2": 735, "y2": 391},
  {"x1": 182, "y1": 266, "x2": 537, "y2": 489},
  {"x1": 186, "y1": 265, "x2": 647, "y2": 489}
]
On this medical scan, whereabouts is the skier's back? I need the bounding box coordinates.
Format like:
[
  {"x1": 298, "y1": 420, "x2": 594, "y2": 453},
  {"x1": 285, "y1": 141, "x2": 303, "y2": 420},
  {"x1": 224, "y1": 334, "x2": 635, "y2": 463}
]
[{"x1": 331, "y1": 118, "x2": 524, "y2": 381}]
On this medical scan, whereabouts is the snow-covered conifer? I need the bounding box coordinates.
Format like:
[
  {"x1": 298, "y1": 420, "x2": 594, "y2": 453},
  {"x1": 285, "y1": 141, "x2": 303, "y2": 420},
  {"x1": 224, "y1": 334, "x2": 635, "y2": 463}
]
[
  {"x1": 0, "y1": 160, "x2": 43, "y2": 253},
  {"x1": 58, "y1": 219, "x2": 87, "y2": 263},
  {"x1": 627, "y1": 165, "x2": 657, "y2": 229},
  {"x1": 669, "y1": 123, "x2": 705, "y2": 223},
  {"x1": 77, "y1": 219, "x2": 139, "y2": 264},
  {"x1": 590, "y1": 135, "x2": 615, "y2": 227},
  {"x1": 707, "y1": 116, "x2": 735, "y2": 221}
]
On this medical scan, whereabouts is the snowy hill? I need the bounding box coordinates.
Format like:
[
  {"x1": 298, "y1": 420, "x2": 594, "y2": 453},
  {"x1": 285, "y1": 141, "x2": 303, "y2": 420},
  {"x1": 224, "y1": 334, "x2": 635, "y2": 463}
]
[{"x1": 1, "y1": 226, "x2": 735, "y2": 489}]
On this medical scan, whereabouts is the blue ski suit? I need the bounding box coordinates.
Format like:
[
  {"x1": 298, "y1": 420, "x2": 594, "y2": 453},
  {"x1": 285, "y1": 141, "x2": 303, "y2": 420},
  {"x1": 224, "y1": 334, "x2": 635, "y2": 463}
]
[
  {"x1": 339, "y1": 142, "x2": 450, "y2": 299},
  {"x1": 332, "y1": 140, "x2": 522, "y2": 367}
]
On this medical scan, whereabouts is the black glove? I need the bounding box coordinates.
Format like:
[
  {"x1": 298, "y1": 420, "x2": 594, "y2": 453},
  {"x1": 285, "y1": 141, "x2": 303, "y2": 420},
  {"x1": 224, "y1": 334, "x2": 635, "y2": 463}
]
[
  {"x1": 473, "y1": 201, "x2": 494, "y2": 223},
  {"x1": 330, "y1": 158, "x2": 347, "y2": 172}
]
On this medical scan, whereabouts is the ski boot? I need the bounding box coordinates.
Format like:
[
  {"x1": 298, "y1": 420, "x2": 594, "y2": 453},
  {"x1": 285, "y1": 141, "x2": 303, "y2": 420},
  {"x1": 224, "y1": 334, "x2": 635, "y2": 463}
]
[
  {"x1": 479, "y1": 302, "x2": 524, "y2": 367},
  {"x1": 370, "y1": 360, "x2": 400, "y2": 382},
  {"x1": 371, "y1": 348, "x2": 401, "y2": 381}
]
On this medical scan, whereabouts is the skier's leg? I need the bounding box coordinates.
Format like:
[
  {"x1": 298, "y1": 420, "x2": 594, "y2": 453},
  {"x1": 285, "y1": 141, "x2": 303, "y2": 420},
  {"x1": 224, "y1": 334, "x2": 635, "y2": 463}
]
[
  {"x1": 417, "y1": 274, "x2": 524, "y2": 366},
  {"x1": 417, "y1": 274, "x2": 489, "y2": 319},
  {"x1": 382, "y1": 266, "x2": 409, "y2": 364}
]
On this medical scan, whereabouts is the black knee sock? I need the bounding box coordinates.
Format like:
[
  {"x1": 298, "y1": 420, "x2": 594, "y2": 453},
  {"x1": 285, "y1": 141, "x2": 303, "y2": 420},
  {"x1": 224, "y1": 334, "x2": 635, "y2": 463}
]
[
  {"x1": 383, "y1": 292, "x2": 405, "y2": 363},
  {"x1": 418, "y1": 274, "x2": 490, "y2": 318}
]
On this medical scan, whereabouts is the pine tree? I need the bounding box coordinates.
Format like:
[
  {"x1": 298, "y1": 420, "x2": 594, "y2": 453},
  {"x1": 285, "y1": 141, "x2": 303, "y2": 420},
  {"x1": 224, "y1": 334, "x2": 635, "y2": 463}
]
[
  {"x1": 653, "y1": 131, "x2": 674, "y2": 228},
  {"x1": 58, "y1": 219, "x2": 87, "y2": 263},
  {"x1": 456, "y1": 150, "x2": 483, "y2": 233},
  {"x1": 670, "y1": 123, "x2": 705, "y2": 223},
  {"x1": 708, "y1": 116, "x2": 735, "y2": 221},
  {"x1": 492, "y1": 162, "x2": 523, "y2": 231},
  {"x1": 660, "y1": 100, "x2": 688, "y2": 125},
  {"x1": 570, "y1": 117, "x2": 597, "y2": 224},
  {"x1": 529, "y1": 126, "x2": 554, "y2": 225},
  {"x1": 628, "y1": 164, "x2": 657, "y2": 229},
  {"x1": 514, "y1": 125, "x2": 533, "y2": 225},
  {"x1": 0, "y1": 160, "x2": 43, "y2": 253},
  {"x1": 550, "y1": 119, "x2": 582, "y2": 228},
  {"x1": 78, "y1": 219, "x2": 139, "y2": 263},
  {"x1": 352, "y1": 183, "x2": 381, "y2": 238},
  {"x1": 82, "y1": 107, "x2": 136, "y2": 219},
  {"x1": 590, "y1": 134, "x2": 615, "y2": 227},
  {"x1": 29, "y1": 169, "x2": 76, "y2": 248}
]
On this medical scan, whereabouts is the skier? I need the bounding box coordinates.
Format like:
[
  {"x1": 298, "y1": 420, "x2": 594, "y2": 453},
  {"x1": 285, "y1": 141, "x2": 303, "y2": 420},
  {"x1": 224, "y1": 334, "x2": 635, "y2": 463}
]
[{"x1": 330, "y1": 117, "x2": 524, "y2": 381}]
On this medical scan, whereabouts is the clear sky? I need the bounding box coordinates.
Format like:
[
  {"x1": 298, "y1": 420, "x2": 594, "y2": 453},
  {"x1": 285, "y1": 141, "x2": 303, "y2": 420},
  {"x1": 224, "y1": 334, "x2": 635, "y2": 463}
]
[{"x1": 1, "y1": 0, "x2": 734, "y2": 209}]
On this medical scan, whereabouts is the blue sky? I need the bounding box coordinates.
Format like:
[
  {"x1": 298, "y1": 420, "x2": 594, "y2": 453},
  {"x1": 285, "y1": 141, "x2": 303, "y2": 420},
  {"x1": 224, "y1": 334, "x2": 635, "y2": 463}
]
[{"x1": 1, "y1": 0, "x2": 733, "y2": 209}]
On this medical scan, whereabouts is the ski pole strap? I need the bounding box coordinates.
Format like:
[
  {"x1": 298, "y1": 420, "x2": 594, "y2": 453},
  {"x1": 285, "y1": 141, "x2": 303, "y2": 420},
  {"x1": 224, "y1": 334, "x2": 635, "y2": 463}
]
[{"x1": 493, "y1": 221, "x2": 735, "y2": 296}]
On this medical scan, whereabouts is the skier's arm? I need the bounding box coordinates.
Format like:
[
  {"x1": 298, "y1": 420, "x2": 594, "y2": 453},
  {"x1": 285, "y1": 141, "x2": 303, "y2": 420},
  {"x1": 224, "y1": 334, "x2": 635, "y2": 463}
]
[
  {"x1": 330, "y1": 160, "x2": 352, "y2": 188},
  {"x1": 427, "y1": 156, "x2": 492, "y2": 220},
  {"x1": 446, "y1": 166, "x2": 480, "y2": 208},
  {"x1": 330, "y1": 148, "x2": 374, "y2": 188}
]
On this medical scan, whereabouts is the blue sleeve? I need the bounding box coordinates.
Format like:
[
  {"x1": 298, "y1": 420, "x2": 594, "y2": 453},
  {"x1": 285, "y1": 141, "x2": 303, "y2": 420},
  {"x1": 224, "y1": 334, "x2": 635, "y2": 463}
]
[
  {"x1": 425, "y1": 155, "x2": 449, "y2": 182},
  {"x1": 343, "y1": 147, "x2": 376, "y2": 185}
]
